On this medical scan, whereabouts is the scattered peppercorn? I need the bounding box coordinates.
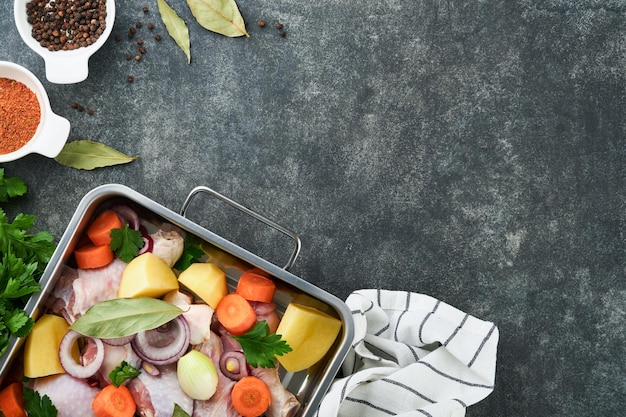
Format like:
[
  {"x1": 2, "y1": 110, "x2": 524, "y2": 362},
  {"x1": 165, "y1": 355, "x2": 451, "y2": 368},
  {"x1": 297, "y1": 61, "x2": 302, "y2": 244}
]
[
  {"x1": 142, "y1": 6, "x2": 149, "y2": 13},
  {"x1": 147, "y1": 22, "x2": 154, "y2": 30},
  {"x1": 114, "y1": 34, "x2": 122, "y2": 41},
  {"x1": 127, "y1": 76, "x2": 134, "y2": 83},
  {"x1": 136, "y1": 21, "x2": 142, "y2": 29},
  {"x1": 76, "y1": 104, "x2": 85, "y2": 112},
  {"x1": 71, "y1": 102, "x2": 78, "y2": 109},
  {"x1": 275, "y1": 22, "x2": 283, "y2": 30},
  {"x1": 25, "y1": 0, "x2": 107, "y2": 51},
  {"x1": 87, "y1": 108, "x2": 94, "y2": 116},
  {"x1": 137, "y1": 39, "x2": 144, "y2": 45},
  {"x1": 279, "y1": 30, "x2": 286, "y2": 37},
  {"x1": 139, "y1": 46, "x2": 146, "y2": 54},
  {"x1": 125, "y1": 54, "x2": 132, "y2": 61},
  {"x1": 155, "y1": 34, "x2": 162, "y2": 41},
  {"x1": 257, "y1": 20, "x2": 266, "y2": 27},
  {"x1": 134, "y1": 55, "x2": 141, "y2": 61}
]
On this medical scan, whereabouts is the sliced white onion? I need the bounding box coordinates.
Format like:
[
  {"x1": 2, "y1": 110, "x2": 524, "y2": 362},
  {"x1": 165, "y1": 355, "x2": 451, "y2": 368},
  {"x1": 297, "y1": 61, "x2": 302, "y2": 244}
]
[
  {"x1": 131, "y1": 316, "x2": 190, "y2": 365},
  {"x1": 59, "y1": 330, "x2": 104, "y2": 379}
]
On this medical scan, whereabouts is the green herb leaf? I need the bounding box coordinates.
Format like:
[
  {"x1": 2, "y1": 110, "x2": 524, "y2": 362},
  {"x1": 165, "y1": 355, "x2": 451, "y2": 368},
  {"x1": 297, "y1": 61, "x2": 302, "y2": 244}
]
[
  {"x1": 24, "y1": 387, "x2": 58, "y2": 417},
  {"x1": 54, "y1": 140, "x2": 138, "y2": 170},
  {"x1": 70, "y1": 297, "x2": 183, "y2": 338},
  {"x1": 173, "y1": 404, "x2": 192, "y2": 417},
  {"x1": 0, "y1": 168, "x2": 27, "y2": 203},
  {"x1": 109, "y1": 361, "x2": 141, "y2": 387},
  {"x1": 186, "y1": 0, "x2": 249, "y2": 37},
  {"x1": 173, "y1": 240, "x2": 204, "y2": 271},
  {"x1": 0, "y1": 210, "x2": 55, "y2": 274},
  {"x1": 233, "y1": 321, "x2": 292, "y2": 368},
  {"x1": 110, "y1": 224, "x2": 144, "y2": 262},
  {"x1": 158, "y1": 0, "x2": 191, "y2": 63}
]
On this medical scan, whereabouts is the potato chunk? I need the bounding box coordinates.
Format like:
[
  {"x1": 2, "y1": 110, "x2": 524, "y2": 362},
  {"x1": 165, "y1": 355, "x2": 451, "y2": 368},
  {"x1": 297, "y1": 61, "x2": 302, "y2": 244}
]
[
  {"x1": 177, "y1": 263, "x2": 228, "y2": 309},
  {"x1": 276, "y1": 303, "x2": 342, "y2": 372},
  {"x1": 118, "y1": 252, "x2": 179, "y2": 298},
  {"x1": 24, "y1": 314, "x2": 77, "y2": 378}
]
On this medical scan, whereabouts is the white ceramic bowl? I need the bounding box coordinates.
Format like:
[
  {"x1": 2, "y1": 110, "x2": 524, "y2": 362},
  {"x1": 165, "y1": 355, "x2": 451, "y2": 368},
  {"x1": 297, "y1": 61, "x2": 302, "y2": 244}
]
[
  {"x1": 0, "y1": 61, "x2": 71, "y2": 163},
  {"x1": 14, "y1": 0, "x2": 116, "y2": 84}
]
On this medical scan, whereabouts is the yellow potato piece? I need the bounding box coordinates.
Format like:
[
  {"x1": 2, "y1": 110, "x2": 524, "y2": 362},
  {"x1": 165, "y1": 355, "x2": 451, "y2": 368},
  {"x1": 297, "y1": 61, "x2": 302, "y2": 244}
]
[
  {"x1": 24, "y1": 314, "x2": 77, "y2": 378},
  {"x1": 276, "y1": 303, "x2": 342, "y2": 372},
  {"x1": 177, "y1": 263, "x2": 228, "y2": 309},
  {"x1": 118, "y1": 252, "x2": 179, "y2": 298}
]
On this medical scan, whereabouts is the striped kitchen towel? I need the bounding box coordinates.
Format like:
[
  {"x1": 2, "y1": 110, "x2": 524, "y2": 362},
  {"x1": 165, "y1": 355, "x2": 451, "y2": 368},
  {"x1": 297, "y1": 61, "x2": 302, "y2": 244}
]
[{"x1": 317, "y1": 289, "x2": 498, "y2": 417}]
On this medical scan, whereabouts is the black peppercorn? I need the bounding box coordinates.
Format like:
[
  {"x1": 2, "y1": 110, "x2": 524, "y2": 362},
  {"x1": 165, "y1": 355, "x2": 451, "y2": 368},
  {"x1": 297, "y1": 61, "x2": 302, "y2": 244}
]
[
  {"x1": 127, "y1": 75, "x2": 134, "y2": 82},
  {"x1": 257, "y1": 20, "x2": 265, "y2": 27},
  {"x1": 147, "y1": 22, "x2": 154, "y2": 30},
  {"x1": 135, "y1": 21, "x2": 142, "y2": 28},
  {"x1": 154, "y1": 34, "x2": 161, "y2": 41},
  {"x1": 275, "y1": 22, "x2": 283, "y2": 30},
  {"x1": 142, "y1": 6, "x2": 149, "y2": 13}
]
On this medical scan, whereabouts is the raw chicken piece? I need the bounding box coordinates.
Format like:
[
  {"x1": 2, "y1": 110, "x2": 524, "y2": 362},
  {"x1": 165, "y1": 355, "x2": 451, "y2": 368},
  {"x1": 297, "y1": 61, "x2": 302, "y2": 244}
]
[
  {"x1": 128, "y1": 363, "x2": 193, "y2": 417},
  {"x1": 164, "y1": 290, "x2": 214, "y2": 345},
  {"x1": 192, "y1": 332, "x2": 240, "y2": 417},
  {"x1": 150, "y1": 229, "x2": 184, "y2": 267},
  {"x1": 31, "y1": 374, "x2": 100, "y2": 417},
  {"x1": 47, "y1": 259, "x2": 127, "y2": 323},
  {"x1": 251, "y1": 366, "x2": 301, "y2": 417}
]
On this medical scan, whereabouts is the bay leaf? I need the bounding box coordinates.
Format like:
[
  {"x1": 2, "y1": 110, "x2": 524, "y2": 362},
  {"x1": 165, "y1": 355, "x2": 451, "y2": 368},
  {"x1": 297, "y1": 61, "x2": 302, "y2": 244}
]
[
  {"x1": 70, "y1": 297, "x2": 183, "y2": 338},
  {"x1": 158, "y1": 0, "x2": 192, "y2": 63},
  {"x1": 54, "y1": 140, "x2": 138, "y2": 170},
  {"x1": 173, "y1": 404, "x2": 192, "y2": 417},
  {"x1": 186, "y1": 0, "x2": 249, "y2": 38}
]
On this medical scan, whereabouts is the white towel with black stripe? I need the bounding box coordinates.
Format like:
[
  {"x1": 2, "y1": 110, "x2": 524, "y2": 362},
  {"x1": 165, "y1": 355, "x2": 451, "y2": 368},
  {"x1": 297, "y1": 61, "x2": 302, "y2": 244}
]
[{"x1": 317, "y1": 289, "x2": 498, "y2": 417}]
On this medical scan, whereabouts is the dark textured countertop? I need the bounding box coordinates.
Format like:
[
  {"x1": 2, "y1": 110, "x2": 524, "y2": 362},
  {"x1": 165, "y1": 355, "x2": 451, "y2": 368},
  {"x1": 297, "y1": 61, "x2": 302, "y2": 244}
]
[{"x1": 1, "y1": 1, "x2": 625, "y2": 415}]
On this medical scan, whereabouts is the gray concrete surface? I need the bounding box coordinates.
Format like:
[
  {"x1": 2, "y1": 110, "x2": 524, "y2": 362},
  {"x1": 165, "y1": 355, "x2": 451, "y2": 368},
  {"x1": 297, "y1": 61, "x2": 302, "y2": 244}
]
[{"x1": 1, "y1": 0, "x2": 626, "y2": 415}]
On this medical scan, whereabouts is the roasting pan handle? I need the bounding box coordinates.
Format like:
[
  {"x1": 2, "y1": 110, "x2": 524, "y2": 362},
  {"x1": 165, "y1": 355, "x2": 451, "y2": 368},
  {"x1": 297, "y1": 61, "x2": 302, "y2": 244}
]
[{"x1": 179, "y1": 186, "x2": 302, "y2": 270}]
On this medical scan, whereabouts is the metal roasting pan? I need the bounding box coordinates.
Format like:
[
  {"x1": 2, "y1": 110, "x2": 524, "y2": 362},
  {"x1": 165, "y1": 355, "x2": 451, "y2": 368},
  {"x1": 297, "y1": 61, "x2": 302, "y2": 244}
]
[{"x1": 0, "y1": 184, "x2": 354, "y2": 417}]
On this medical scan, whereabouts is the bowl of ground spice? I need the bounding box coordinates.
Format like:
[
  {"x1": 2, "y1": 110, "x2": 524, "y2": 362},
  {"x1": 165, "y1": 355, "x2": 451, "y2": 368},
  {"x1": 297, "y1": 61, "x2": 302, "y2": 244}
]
[
  {"x1": 14, "y1": 0, "x2": 116, "y2": 84},
  {"x1": 0, "y1": 61, "x2": 71, "y2": 162}
]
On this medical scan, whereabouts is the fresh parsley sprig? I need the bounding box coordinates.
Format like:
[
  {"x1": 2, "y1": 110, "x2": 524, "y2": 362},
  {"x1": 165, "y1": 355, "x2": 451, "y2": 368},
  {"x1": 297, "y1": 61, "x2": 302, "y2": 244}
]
[
  {"x1": 24, "y1": 386, "x2": 58, "y2": 417},
  {"x1": 233, "y1": 320, "x2": 292, "y2": 368},
  {"x1": 0, "y1": 169, "x2": 56, "y2": 355},
  {"x1": 109, "y1": 361, "x2": 141, "y2": 387},
  {"x1": 109, "y1": 224, "x2": 144, "y2": 262}
]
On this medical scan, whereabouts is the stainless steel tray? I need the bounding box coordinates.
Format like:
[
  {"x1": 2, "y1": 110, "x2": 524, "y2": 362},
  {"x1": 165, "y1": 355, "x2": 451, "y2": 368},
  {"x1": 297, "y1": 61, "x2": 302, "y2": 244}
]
[{"x1": 0, "y1": 184, "x2": 354, "y2": 417}]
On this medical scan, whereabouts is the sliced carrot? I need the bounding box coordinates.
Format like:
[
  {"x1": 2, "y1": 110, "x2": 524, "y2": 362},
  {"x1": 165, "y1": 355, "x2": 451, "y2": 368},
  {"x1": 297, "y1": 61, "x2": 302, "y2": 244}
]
[
  {"x1": 216, "y1": 293, "x2": 257, "y2": 336},
  {"x1": 87, "y1": 210, "x2": 123, "y2": 246},
  {"x1": 92, "y1": 384, "x2": 136, "y2": 417},
  {"x1": 74, "y1": 243, "x2": 115, "y2": 269},
  {"x1": 236, "y1": 272, "x2": 276, "y2": 304},
  {"x1": 0, "y1": 382, "x2": 26, "y2": 417},
  {"x1": 231, "y1": 376, "x2": 271, "y2": 417}
]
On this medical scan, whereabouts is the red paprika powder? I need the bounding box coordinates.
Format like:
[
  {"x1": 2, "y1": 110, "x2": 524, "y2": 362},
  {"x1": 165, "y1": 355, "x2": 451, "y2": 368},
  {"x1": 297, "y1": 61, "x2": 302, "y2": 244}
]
[{"x1": 0, "y1": 77, "x2": 41, "y2": 155}]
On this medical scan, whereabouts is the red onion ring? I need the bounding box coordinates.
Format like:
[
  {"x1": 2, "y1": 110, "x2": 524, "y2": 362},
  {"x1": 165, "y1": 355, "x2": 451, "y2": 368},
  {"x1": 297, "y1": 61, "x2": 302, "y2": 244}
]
[
  {"x1": 59, "y1": 330, "x2": 104, "y2": 379},
  {"x1": 111, "y1": 205, "x2": 140, "y2": 230},
  {"x1": 101, "y1": 334, "x2": 136, "y2": 346},
  {"x1": 131, "y1": 316, "x2": 190, "y2": 365},
  {"x1": 219, "y1": 350, "x2": 249, "y2": 381}
]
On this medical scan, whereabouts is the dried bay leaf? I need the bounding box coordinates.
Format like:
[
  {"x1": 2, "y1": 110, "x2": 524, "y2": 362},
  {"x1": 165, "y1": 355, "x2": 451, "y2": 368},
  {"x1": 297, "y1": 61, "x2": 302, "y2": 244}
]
[
  {"x1": 187, "y1": 0, "x2": 249, "y2": 38},
  {"x1": 158, "y1": 0, "x2": 192, "y2": 63},
  {"x1": 71, "y1": 297, "x2": 183, "y2": 338},
  {"x1": 54, "y1": 140, "x2": 138, "y2": 170}
]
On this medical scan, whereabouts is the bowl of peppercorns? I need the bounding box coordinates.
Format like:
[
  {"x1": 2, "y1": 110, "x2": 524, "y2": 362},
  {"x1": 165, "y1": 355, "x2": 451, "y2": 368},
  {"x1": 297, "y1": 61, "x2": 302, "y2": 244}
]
[
  {"x1": 14, "y1": 0, "x2": 116, "y2": 84},
  {"x1": 0, "y1": 61, "x2": 71, "y2": 162}
]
